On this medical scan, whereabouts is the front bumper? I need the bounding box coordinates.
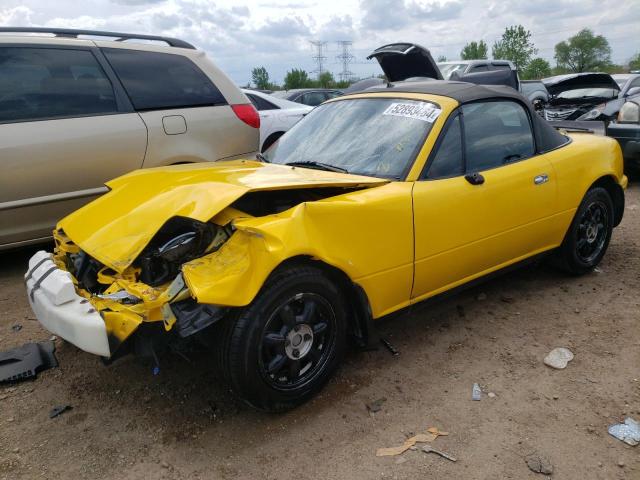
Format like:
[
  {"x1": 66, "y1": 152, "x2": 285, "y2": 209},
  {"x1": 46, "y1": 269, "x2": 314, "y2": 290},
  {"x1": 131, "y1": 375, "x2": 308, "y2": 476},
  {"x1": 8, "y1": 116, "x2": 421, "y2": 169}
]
[{"x1": 25, "y1": 251, "x2": 111, "y2": 357}]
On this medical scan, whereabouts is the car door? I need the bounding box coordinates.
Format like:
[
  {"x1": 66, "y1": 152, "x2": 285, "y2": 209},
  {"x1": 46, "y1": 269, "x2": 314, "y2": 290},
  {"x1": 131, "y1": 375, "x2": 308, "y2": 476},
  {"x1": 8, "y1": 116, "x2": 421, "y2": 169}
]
[
  {"x1": 411, "y1": 100, "x2": 558, "y2": 301},
  {"x1": 0, "y1": 45, "x2": 147, "y2": 247}
]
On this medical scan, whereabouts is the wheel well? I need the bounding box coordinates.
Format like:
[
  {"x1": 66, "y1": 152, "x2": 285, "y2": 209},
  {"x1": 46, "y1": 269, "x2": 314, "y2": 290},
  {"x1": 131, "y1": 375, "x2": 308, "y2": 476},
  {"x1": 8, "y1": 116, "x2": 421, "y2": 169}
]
[
  {"x1": 271, "y1": 256, "x2": 375, "y2": 349},
  {"x1": 261, "y1": 131, "x2": 285, "y2": 153},
  {"x1": 590, "y1": 175, "x2": 625, "y2": 226}
]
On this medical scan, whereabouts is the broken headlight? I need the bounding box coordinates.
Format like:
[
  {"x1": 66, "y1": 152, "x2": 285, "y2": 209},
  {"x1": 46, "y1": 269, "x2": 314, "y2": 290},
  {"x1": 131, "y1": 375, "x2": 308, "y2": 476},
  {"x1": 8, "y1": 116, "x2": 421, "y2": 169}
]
[{"x1": 136, "y1": 216, "x2": 229, "y2": 287}]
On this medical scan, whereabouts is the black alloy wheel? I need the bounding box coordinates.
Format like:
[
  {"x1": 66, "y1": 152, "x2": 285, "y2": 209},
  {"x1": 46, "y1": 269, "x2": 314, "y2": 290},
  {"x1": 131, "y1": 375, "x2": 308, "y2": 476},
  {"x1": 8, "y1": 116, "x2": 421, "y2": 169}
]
[
  {"x1": 259, "y1": 292, "x2": 336, "y2": 390},
  {"x1": 214, "y1": 265, "x2": 347, "y2": 412},
  {"x1": 558, "y1": 187, "x2": 614, "y2": 275}
]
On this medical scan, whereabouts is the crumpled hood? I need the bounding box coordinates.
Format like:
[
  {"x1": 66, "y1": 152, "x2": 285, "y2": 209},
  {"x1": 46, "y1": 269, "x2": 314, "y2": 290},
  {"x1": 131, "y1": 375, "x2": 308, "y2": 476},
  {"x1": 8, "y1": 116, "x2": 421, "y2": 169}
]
[{"x1": 59, "y1": 160, "x2": 387, "y2": 272}]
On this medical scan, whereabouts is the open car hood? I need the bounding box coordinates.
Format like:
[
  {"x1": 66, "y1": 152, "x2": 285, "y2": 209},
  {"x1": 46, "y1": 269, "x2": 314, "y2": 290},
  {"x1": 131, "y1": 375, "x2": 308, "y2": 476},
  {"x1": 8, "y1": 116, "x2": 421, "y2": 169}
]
[
  {"x1": 543, "y1": 73, "x2": 620, "y2": 96},
  {"x1": 367, "y1": 43, "x2": 443, "y2": 82},
  {"x1": 59, "y1": 160, "x2": 387, "y2": 272}
]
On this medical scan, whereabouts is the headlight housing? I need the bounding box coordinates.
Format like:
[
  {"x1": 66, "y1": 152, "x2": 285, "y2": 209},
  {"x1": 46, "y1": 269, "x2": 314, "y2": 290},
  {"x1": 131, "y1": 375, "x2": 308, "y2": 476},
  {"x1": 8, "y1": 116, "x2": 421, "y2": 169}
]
[
  {"x1": 577, "y1": 104, "x2": 605, "y2": 121},
  {"x1": 618, "y1": 101, "x2": 640, "y2": 124}
]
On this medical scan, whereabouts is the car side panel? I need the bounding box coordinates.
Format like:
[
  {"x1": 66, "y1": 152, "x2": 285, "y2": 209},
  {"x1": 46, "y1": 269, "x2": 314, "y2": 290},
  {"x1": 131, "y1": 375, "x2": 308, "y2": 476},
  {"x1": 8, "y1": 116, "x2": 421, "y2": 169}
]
[
  {"x1": 546, "y1": 133, "x2": 625, "y2": 235},
  {"x1": 182, "y1": 182, "x2": 415, "y2": 318},
  {"x1": 0, "y1": 113, "x2": 147, "y2": 245},
  {"x1": 138, "y1": 106, "x2": 258, "y2": 166}
]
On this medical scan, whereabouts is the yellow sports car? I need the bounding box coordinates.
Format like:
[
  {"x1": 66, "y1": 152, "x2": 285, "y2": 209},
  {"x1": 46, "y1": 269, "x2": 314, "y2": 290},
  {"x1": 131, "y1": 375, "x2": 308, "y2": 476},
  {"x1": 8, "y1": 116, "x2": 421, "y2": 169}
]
[{"x1": 26, "y1": 45, "x2": 626, "y2": 411}]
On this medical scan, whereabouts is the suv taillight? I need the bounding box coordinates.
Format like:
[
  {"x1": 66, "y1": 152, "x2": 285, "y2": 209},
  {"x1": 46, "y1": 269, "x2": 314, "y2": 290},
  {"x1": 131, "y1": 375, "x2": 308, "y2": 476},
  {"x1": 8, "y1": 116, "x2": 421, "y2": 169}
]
[{"x1": 231, "y1": 104, "x2": 260, "y2": 129}]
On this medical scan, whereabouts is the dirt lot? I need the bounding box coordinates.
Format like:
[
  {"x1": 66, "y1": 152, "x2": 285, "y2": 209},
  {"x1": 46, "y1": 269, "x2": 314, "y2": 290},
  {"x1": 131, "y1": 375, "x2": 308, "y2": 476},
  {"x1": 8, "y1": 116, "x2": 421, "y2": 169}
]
[{"x1": 1, "y1": 183, "x2": 639, "y2": 480}]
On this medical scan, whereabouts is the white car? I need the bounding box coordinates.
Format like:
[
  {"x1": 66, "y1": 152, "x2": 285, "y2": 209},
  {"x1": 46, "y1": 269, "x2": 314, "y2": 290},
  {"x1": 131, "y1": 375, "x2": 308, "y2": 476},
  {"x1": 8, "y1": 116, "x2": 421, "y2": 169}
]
[{"x1": 242, "y1": 89, "x2": 312, "y2": 152}]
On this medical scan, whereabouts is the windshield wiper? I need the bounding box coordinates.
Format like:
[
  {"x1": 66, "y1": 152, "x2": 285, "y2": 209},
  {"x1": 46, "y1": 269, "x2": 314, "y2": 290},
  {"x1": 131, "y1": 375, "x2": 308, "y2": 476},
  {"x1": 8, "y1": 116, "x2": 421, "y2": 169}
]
[
  {"x1": 256, "y1": 153, "x2": 269, "y2": 163},
  {"x1": 285, "y1": 161, "x2": 348, "y2": 174}
]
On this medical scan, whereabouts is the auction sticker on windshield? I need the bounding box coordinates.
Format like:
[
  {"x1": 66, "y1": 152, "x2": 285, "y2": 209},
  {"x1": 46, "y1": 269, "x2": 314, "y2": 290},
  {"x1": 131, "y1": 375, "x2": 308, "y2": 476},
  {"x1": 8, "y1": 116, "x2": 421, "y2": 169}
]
[{"x1": 382, "y1": 102, "x2": 441, "y2": 123}]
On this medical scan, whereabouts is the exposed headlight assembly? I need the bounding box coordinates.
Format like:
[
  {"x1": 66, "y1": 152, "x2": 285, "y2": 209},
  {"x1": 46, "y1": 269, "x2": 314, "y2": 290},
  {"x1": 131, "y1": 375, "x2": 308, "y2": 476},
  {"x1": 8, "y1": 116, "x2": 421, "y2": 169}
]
[
  {"x1": 577, "y1": 104, "x2": 605, "y2": 121},
  {"x1": 618, "y1": 101, "x2": 640, "y2": 123},
  {"x1": 136, "y1": 217, "x2": 230, "y2": 286}
]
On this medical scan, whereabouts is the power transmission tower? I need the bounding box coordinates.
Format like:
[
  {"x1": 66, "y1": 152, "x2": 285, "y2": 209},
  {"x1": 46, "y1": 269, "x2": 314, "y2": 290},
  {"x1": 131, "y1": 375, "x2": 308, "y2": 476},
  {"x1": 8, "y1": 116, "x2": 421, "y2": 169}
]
[
  {"x1": 336, "y1": 40, "x2": 354, "y2": 82},
  {"x1": 310, "y1": 40, "x2": 328, "y2": 77}
]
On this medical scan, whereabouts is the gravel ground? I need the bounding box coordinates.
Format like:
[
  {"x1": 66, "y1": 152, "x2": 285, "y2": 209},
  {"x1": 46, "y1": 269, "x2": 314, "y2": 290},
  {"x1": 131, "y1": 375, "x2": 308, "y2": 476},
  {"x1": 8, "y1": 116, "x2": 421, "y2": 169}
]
[{"x1": 1, "y1": 183, "x2": 638, "y2": 480}]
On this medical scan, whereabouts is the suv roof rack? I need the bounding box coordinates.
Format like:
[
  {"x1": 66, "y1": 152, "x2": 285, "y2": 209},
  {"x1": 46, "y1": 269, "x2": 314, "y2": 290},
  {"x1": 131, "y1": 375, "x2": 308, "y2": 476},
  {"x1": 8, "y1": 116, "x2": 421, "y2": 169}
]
[{"x1": 0, "y1": 27, "x2": 196, "y2": 49}]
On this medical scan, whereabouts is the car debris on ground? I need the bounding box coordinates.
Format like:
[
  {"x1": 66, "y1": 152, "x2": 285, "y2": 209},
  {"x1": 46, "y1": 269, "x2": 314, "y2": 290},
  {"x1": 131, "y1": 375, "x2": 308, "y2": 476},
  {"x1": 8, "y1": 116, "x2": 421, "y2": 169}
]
[
  {"x1": 472, "y1": 383, "x2": 482, "y2": 401},
  {"x1": 543, "y1": 347, "x2": 574, "y2": 369},
  {"x1": 608, "y1": 417, "x2": 640, "y2": 446},
  {"x1": 376, "y1": 427, "x2": 448, "y2": 457},
  {"x1": 422, "y1": 444, "x2": 457, "y2": 462},
  {"x1": 0, "y1": 340, "x2": 57, "y2": 383},
  {"x1": 380, "y1": 338, "x2": 400, "y2": 356},
  {"x1": 49, "y1": 404, "x2": 73, "y2": 418}
]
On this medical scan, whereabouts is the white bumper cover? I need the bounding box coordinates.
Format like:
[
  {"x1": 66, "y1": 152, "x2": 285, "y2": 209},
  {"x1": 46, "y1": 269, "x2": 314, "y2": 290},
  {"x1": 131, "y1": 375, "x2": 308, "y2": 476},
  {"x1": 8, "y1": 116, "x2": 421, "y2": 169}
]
[{"x1": 25, "y1": 250, "x2": 110, "y2": 357}]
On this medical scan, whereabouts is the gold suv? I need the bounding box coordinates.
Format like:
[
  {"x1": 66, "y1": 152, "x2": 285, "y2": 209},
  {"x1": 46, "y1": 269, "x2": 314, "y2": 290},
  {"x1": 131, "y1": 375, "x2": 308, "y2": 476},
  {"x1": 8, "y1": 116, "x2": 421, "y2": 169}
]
[{"x1": 0, "y1": 27, "x2": 260, "y2": 249}]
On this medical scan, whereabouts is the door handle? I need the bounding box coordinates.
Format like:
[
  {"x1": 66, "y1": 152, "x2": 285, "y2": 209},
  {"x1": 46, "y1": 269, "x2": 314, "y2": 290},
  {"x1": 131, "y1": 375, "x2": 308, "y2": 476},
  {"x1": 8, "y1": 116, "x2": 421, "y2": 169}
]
[
  {"x1": 464, "y1": 172, "x2": 485, "y2": 185},
  {"x1": 534, "y1": 174, "x2": 549, "y2": 185}
]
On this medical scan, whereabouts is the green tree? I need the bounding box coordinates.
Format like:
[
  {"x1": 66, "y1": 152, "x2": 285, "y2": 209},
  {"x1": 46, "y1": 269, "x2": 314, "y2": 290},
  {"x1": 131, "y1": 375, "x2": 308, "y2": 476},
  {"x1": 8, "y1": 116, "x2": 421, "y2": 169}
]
[
  {"x1": 284, "y1": 68, "x2": 312, "y2": 89},
  {"x1": 554, "y1": 29, "x2": 611, "y2": 72},
  {"x1": 317, "y1": 71, "x2": 335, "y2": 88},
  {"x1": 251, "y1": 66, "x2": 271, "y2": 90},
  {"x1": 460, "y1": 40, "x2": 488, "y2": 60},
  {"x1": 628, "y1": 52, "x2": 640, "y2": 71},
  {"x1": 437, "y1": 55, "x2": 447, "y2": 62},
  {"x1": 492, "y1": 25, "x2": 537, "y2": 71},
  {"x1": 521, "y1": 57, "x2": 551, "y2": 79}
]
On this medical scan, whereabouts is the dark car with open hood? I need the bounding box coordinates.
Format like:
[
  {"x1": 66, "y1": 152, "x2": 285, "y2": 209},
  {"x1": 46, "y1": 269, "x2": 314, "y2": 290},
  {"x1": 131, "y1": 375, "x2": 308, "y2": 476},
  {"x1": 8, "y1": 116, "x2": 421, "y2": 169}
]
[{"x1": 542, "y1": 73, "x2": 640, "y2": 123}]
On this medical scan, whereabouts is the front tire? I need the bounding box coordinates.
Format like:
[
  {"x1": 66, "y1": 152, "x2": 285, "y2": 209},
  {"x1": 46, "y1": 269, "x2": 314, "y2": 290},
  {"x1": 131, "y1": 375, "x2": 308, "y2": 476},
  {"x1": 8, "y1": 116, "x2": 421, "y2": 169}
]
[
  {"x1": 216, "y1": 265, "x2": 347, "y2": 412},
  {"x1": 558, "y1": 187, "x2": 614, "y2": 275}
]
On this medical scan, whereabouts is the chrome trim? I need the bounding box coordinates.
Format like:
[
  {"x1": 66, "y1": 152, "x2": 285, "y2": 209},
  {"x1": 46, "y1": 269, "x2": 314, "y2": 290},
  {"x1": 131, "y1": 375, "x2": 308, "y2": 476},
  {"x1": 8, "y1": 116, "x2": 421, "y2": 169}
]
[{"x1": 0, "y1": 186, "x2": 108, "y2": 211}]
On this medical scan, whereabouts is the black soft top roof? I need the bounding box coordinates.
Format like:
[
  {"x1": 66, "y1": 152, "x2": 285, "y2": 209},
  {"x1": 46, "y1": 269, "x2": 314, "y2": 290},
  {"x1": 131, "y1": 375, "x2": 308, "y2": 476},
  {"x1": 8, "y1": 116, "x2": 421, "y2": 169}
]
[
  {"x1": 364, "y1": 80, "x2": 523, "y2": 103},
  {"x1": 359, "y1": 80, "x2": 569, "y2": 153}
]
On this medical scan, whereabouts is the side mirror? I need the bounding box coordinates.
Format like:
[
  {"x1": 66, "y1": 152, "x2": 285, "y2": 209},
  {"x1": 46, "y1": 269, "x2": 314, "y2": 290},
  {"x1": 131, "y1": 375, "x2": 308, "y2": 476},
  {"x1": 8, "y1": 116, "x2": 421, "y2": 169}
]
[{"x1": 625, "y1": 87, "x2": 640, "y2": 97}]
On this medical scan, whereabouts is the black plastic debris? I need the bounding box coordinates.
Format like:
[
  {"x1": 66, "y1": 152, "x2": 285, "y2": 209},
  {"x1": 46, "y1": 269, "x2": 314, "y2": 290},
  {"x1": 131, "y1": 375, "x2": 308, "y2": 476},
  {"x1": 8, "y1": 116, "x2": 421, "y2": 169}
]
[
  {"x1": 0, "y1": 341, "x2": 58, "y2": 383},
  {"x1": 380, "y1": 338, "x2": 400, "y2": 356},
  {"x1": 49, "y1": 405, "x2": 72, "y2": 419},
  {"x1": 11, "y1": 324, "x2": 22, "y2": 332}
]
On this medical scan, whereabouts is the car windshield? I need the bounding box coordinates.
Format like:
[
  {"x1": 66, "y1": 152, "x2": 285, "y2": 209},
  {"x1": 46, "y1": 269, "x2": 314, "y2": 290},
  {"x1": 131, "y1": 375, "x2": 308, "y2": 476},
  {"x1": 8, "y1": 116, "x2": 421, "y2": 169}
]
[
  {"x1": 557, "y1": 87, "x2": 618, "y2": 99},
  {"x1": 263, "y1": 98, "x2": 439, "y2": 179},
  {"x1": 437, "y1": 63, "x2": 467, "y2": 80}
]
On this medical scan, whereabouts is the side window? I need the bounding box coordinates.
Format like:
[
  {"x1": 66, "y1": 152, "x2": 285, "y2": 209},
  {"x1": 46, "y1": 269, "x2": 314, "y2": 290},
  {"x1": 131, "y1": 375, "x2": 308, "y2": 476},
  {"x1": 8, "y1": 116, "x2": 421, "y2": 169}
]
[
  {"x1": 102, "y1": 48, "x2": 226, "y2": 110},
  {"x1": 491, "y1": 64, "x2": 511, "y2": 71},
  {"x1": 462, "y1": 101, "x2": 535, "y2": 172},
  {"x1": 0, "y1": 47, "x2": 117, "y2": 123},
  {"x1": 325, "y1": 91, "x2": 342, "y2": 100},
  {"x1": 629, "y1": 78, "x2": 640, "y2": 89},
  {"x1": 246, "y1": 93, "x2": 279, "y2": 111},
  {"x1": 469, "y1": 64, "x2": 489, "y2": 73},
  {"x1": 302, "y1": 92, "x2": 326, "y2": 106},
  {"x1": 425, "y1": 114, "x2": 463, "y2": 179}
]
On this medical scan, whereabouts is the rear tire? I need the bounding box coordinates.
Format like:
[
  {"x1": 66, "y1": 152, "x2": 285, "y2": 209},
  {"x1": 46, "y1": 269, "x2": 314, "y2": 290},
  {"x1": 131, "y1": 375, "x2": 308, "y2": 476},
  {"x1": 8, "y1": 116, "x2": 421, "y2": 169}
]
[
  {"x1": 214, "y1": 265, "x2": 347, "y2": 412},
  {"x1": 557, "y1": 187, "x2": 614, "y2": 275}
]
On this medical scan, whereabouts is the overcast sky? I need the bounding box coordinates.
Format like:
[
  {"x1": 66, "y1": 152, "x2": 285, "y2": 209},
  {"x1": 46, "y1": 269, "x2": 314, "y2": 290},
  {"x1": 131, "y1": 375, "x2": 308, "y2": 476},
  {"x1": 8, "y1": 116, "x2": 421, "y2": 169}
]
[{"x1": 1, "y1": 0, "x2": 639, "y2": 85}]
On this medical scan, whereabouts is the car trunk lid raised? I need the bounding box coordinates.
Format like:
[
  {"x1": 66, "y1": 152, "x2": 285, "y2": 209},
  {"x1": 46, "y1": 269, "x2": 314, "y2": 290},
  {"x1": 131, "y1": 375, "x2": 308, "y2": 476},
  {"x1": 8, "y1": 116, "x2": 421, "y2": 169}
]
[{"x1": 367, "y1": 43, "x2": 443, "y2": 83}]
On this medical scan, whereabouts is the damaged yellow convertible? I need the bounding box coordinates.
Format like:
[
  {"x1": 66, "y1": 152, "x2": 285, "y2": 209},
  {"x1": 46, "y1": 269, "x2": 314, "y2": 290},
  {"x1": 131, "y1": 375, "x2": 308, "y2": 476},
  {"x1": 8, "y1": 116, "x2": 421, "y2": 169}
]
[{"x1": 26, "y1": 51, "x2": 626, "y2": 411}]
